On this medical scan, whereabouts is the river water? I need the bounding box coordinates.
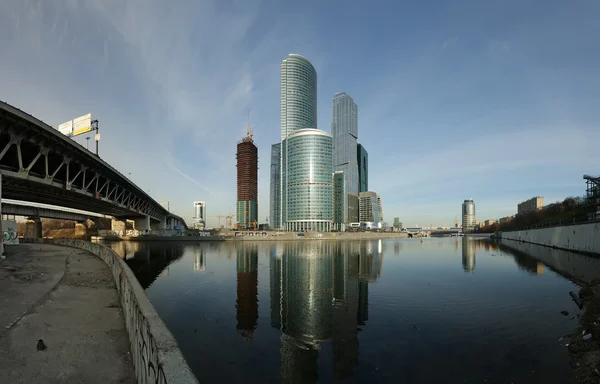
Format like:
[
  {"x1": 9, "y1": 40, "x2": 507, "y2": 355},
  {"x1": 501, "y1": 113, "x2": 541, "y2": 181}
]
[{"x1": 104, "y1": 237, "x2": 598, "y2": 383}]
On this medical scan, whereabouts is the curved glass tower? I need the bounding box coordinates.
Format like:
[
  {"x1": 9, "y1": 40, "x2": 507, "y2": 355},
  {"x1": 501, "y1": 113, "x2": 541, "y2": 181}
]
[
  {"x1": 282, "y1": 129, "x2": 333, "y2": 232},
  {"x1": 280, "y1": 54, "x2": 317, "y2": 140}
]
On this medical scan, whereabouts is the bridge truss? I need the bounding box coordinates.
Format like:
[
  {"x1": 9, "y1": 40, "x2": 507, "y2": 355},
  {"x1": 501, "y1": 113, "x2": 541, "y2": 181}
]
[{"x1": 0, "y1": 101, "x2": 183, "y2": 226}]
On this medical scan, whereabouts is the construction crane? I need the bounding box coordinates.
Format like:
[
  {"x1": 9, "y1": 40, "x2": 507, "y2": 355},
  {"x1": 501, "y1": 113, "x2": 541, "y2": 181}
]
[
  {"x1": 226, "y1": 213, "x2": 236, "y2": 229},
  {"x1": 210, "y1": 215, "x2": 227, "y2": 228}
]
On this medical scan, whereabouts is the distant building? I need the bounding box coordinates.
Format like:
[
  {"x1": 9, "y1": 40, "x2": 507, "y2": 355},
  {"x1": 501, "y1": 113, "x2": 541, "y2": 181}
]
[
  {"x1": 269, "y1": 143, "x2": 282, "y2": 229},
  {"x1": 517, "y1": 196, "x2": 544, "y2": 215},
  {"x1": 357, "y1": 144, "x2": 368, "y2": 192},
  {"x1": 359, "y1": 192, "x2": 381, "y2": 226},
  {"x1": 462, "y1": 198, "x2": 476, "y2": 233},
  {"x1": 193, "y1": 201, "x2": 206, "y2": 229},
  {"x1": 332, "y1": 171, "x2": 345, "y2": 231},
  {"x1": 393, "y1": 217, "x2": 402, "y2": 229},
  {"x1": 484, "y1": 219, "x2": 496, "y2": 227}
]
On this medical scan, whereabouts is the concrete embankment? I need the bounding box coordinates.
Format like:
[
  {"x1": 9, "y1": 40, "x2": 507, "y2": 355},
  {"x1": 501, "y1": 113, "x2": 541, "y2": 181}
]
[
  {"x1": 0, "y1": 244, "x2": 135, "y2": 383},
  {"x1": 500, "y1": 221, "x2": 600, "y2": 256},
  {"x1": 20, "y1": 238, "x2": 198, "y2": 384}
]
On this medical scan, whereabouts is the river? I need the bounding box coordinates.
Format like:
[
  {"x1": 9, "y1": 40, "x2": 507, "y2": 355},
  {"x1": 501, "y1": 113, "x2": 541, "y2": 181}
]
[{"x1": 103, "y1": 237, "x2": 598, "y2": 383}]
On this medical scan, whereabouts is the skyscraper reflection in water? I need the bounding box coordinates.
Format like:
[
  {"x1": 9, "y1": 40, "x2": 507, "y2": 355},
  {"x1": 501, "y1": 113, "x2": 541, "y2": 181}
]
[
  {"x1": 462, "y1": 237, "x2": 477, "y2": 273},
  {"x1": 270, "y1": 241, "x2": 383, "y2": 381},
  {"x1": 236, "y1": 245, "x2": 258, "y2": 341},
  {"x1": 193, "y1": 247, "x2": 206, "y2": 272}
]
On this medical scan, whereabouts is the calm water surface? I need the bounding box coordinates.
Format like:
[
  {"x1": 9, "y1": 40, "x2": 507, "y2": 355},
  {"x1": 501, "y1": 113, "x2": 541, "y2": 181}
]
[{"x1": 105, "y1": 238, "x2": 597, "y2": 383}]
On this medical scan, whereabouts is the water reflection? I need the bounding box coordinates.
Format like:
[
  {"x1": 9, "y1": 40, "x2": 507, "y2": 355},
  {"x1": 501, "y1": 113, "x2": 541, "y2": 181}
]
[
  {"x1": 236, "y1": 245, "x2": 258, "y2": 341},
  {"x1": 461, "y1": 237, "x2": 476, "y2": 273},
  {"x1": 194, "y1": 248, "x2": 206, "y2": 272},
  {"x1": 271, "y1": 241, "x2": 383, "y2": 381}
]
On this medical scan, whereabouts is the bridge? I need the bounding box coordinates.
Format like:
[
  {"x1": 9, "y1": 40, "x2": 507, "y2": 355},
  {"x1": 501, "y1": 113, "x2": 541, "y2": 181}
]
[{"x1": 0, "y1": 101, "x2": 187, "y2": 234}]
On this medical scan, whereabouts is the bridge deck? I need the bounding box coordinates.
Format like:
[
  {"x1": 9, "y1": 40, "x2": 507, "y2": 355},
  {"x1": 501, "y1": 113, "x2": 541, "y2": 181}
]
[{"x1": 0, "y1": 244, "x2": 135, "y2": 383}]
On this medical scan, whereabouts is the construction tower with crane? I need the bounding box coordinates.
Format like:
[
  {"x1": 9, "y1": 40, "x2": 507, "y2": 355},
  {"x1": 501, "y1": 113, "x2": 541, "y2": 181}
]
[{"x1": 236, "y1": 111, "x2": 258, "y2": 229}]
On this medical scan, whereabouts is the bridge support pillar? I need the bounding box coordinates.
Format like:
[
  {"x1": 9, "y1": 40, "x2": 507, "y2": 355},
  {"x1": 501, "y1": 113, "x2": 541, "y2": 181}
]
[
  {"x1": 25, "y1": 217, "x2": 43, "y2": 238},
  {"x1": 151, "y1": 220, "x2": 166, "y2": 231},
  {"x1": 75, "y1": 220, "x2": 94, "y2": 240},
  {"x1": 134, "y1": 216, "x2": 150, "y2": 232},
  {"x1": 111, "y1": 218, "x2": 127, "y2": 236}
]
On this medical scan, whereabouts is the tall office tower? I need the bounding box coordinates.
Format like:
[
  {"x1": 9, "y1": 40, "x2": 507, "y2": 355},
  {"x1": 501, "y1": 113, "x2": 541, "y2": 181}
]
[
  {"x1": 358, "y1": 192, "x2": 381, "y2": 226},
  {"x1": 332, "y1": 171, "x2": 345, "y2": 231},
  {"x1": 269, "y1": 143, "x2": 282, "y2": 229},
  {"x1": 236, "y1": 118, "x2": 258, "y2": 229},
  {"x1": 332, "y1": 92, "x2": 359, "y2": 224},
  {"x1": 280, "y1": 54, "x2": 318, "y2": 140},
  {"x1": 192, "y1": 201, "x2": 206, "y2": 229},
  {"x1": 357, "y1": 144, "x2": 368, "y2": 192},
  {"x1": 271, "y1": 54, "x2": 319, "y2": 230},
  {"x1": 462, "y1": 198, "x2": 476, "y2": 233},
  {"x1": 282, "y1": 129, "x2": 333, "y2": 232}
]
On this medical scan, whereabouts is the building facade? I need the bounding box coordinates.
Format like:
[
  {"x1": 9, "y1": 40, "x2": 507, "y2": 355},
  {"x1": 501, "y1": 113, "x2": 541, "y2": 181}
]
[
  {"x1": 281, "y1": 129, "x2": 333, "y2": 232},
  {"x1": 462, "y1": 199, "x2": 476, "y2": 233},
  {"x1": 236, "y1": 134, "x2": 258, "y2": 229},
  {"x1": 193, "y1": 201, "x2": 206, "y2": 229},
  {"x1": 270, "y1": 143, "x2": 282, "y2": 229},
  {"x1": 357, "y1": 144, "x2": 368, "y2": 193},
  {"x1": 359, "y1": 192, "x2": 381, "y2": 226},
  {"x1": 517, "y1": 196, "x2": 544, "y2": 215},
  {"x1": 332, "y1": 92, "x2": 359, "y2": 225},
  {"x1": 280, "y1": 54, "x2": 317, "y2": 141},
  {"x1": 332, "y1": 171, "x2": 345, "y2": 231}
]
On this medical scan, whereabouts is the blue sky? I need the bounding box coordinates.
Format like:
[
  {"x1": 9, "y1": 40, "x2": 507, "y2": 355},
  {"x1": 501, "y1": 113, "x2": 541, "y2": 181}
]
[{"x1": 1, "y1": 0, "x2": 599, "y2": 227}]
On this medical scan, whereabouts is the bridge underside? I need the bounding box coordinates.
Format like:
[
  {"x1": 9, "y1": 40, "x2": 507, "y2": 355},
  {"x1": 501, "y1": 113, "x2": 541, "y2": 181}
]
[{"x1": 0, "y1": 101, "x2": 187, "y2": 228}]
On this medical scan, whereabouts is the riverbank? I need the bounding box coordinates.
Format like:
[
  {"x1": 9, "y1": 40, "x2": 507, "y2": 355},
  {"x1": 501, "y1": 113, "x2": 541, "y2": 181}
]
[
  {"x1": 0, "y1": 244, "x2": 135, "y2": 383},
  {"x1": 567, "y1": 281, "x2": 600, "y2": 383}
]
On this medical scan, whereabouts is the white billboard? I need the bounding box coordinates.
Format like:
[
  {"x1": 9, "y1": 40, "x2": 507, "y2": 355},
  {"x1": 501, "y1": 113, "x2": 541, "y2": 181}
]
[
  {"x1": 73, "y1": 113, "x2": 92, "y2": 136},
  {"x1": 58, "y1": 120, "x2": 74, "y2": 136}
]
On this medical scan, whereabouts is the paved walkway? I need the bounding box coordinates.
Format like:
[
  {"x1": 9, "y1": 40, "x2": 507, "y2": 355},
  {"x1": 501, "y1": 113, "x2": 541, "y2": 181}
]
[{"x1": 0, "y1": 244, "x2": 135, "y2": 383}]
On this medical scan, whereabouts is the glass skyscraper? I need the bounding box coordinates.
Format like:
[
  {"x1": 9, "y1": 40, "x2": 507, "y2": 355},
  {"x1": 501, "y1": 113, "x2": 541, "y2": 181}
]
[
  {"x1": 332, "y1": 171, "x2": 345, "y2": 230},
  {"x1": 357, "y1": 144, "x2": 368, "y2": 193},
  {"x1": 270, "y1": 143, "x2": 281, "y2": 229},
  {"x1": 281, "y1": 129, "x2": 333, "y2": 232},
  {"x1": 280, "y1": 54, "x2": 317, "y2": 141},
  {"x1": 332, "y1": 92, "x2": 359, "y2": 225},
  {"x1": 270, "y1": 54, "x2": 333, "y2": 231}
]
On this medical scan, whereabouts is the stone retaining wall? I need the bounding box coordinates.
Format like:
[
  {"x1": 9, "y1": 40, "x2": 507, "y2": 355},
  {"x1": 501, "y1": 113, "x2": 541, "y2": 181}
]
[
  {"x1": 21, "y1": 238, "x2": 198, "y2": 384},
  {"x1": 500, "y1": 221, "x2": 600, "y2": 256}
]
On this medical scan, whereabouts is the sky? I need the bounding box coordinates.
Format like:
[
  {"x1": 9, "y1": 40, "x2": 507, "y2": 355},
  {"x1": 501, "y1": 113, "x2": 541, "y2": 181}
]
[{"x1": 1, "y1": 0, "x2": 599, "y2": 228}]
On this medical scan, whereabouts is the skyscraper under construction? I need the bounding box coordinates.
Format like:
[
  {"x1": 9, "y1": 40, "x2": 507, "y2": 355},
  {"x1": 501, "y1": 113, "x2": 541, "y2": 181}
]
[{"x1": 236, "y1": 114, "x2": 258, "y2": 229}]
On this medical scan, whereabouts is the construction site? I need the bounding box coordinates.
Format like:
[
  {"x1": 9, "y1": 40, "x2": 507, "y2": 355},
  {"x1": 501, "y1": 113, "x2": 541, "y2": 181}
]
[{"x1": 235, "y1": 113, "x2": 258, "y2": 230}]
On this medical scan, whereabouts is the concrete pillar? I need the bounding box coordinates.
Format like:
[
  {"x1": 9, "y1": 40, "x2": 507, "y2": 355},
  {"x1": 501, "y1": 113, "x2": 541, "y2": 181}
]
[
  {"x1": 74, "y1": 220, "x2": 95, "y2": 240},
  {"x1": 151, "y1": 220, "x2": 166, "y2": 231},
  {"x1": 25, "y1": 217, "x2": 42, "y2": 238},
  {"x1": 111, "y1": 218, "x2": 127, "y2": 236},
  {"x1": 134, "y1": 216, "x2": 150, "y2": 232}
]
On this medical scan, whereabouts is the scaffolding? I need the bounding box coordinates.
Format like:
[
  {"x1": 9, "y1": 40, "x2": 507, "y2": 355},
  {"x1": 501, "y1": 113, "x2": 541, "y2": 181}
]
[{"x1": 584, "y1": 174, "x2": 600, "y2": 221}]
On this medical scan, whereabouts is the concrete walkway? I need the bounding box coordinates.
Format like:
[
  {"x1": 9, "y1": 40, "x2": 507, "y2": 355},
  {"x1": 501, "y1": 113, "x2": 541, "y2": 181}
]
[{"x1": 0, "y1": 244, "x2": 135, "y2": 383}]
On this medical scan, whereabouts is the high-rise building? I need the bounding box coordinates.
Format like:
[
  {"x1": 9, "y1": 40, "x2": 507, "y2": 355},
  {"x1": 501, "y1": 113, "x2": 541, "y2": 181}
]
[
  {"x1": 280, "y1": 54, "x2": 317, "y2": 141},
  {"x1": 271, "y1": 54, "x2": 320, "y2": 230},
  {"x1": 359, "y1": 192, "x2": 381, "y2": 226},
  {"x1": 517, "y1": 196, "x2": 544, "y2": 215},
  {"x1": 282, "y1": 129, "x2": 333, "y2": 232},
  {"x1": 357, "y1": 144, "x2": 368, "y2": 193},
  {"x1": 332, "y1": 171, "x2": 345, "y2": 231},
  {"x1": 393, "y1": 217, "x2": 402, "y2": 229},
  {"x1": 332, "y1": 92, "x2": 359, "y2": 225},
  {"x1": 236, "y1": 120, "x2": 258, "y2": 229},
  {"x1": 347, "y1": 193, "x2": 359, "y2": 223},
  {"x1": 192, "y1": 201, "x2": 206, "y2": 229},
  {"x1": 270, "y1": 143, "x2": 281, "y2": 229},
  {"x1": 462, "y1": 198, "x2": 476, "y2": 233}
]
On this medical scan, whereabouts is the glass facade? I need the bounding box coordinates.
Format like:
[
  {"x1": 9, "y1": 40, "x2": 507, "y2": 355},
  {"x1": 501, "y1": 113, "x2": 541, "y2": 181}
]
[
  {"x1": 462, "y1": 199, "x2": 476, "y2": 233},
  {"x1": 359, "y1": 192, "x2": 381, "y2": 225},
  {"x1": 332, "y1": 93, "x2": 359, "y2": 225},
  {"x1": 332, "y1": 171, "x2": 345, "y2": 230},
  {"x1": 282, "y1": 129, "x2": 333, "y2": 232},
  {"x1": 357, "y1": 144, "x2": 368, "y2": 192},
  {"x1": 280, "y1": 54, "x2": 317, "y2": 141},
  {"x1": 270, "y1": 143, "x2": 282, "y2": 229}
]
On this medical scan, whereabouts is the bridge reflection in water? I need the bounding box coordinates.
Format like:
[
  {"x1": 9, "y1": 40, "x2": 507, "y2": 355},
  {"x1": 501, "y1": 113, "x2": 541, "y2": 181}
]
[{"x1": 270, "y1": 241, "x2": 383, "y2": 381}]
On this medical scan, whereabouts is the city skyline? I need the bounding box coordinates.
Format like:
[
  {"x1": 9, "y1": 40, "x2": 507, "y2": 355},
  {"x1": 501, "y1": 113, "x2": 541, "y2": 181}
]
[{"x1": 1, "y1": 0, "x2": 599, "y2": 227}]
